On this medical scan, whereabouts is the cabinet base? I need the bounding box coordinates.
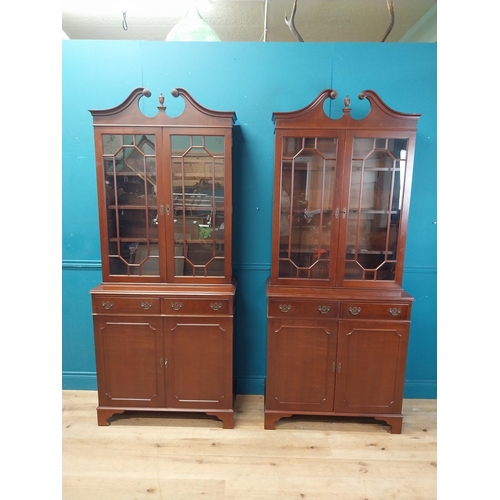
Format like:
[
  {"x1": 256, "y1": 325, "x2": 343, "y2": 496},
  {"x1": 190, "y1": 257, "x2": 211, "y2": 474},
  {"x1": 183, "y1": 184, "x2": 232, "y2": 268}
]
[
  {"x1": 264, "y1": 410, "x2": 403, "y2": 434},
  {"x1": 97, "y1": 406, "x2": 234, "y2": 429}
]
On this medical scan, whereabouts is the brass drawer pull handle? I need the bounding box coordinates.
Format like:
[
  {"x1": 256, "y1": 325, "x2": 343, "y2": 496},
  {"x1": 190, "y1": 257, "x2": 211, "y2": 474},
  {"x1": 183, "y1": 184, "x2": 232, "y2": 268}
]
[
  {"x1": 318, "y1": 305, "x2": 330, "y2": 315},
  {"x1": 141, "y1": 301, "x2": 153, "y2": 310},
  {"x1": 279, "y1": 304, "x2": 292, "y2": 313},
  {"x1": 210, "y1": 303, "x2": 223, "y2": 311},
  {"x1": 349, "y1": 306, "x2": 361, "y2": 316},
  {"x1": 171, "y1": 302, "x2": 183, "y2": 311},
  {"x1": 389, "y1": 307, "x2": 401, "y2": 317},
  {"x1": 102, "y1": 301, "x2": 114, "y2": 310}
]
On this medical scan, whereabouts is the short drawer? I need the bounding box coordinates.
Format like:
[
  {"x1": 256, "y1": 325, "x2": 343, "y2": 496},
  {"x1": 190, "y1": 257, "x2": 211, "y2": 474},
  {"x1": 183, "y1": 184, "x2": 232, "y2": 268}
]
[
  {"x1": 268, "y1": 299, "x2": 339, "y2": 318},
  {"x1": 340, "y1": 302, "x2": 410, "y2": 320},
  {"x1": 92, "y1": 296, "x2": 161, "y2": 315},
  {"x1": 162, "y1": 298, "x2": 231, "y2": 316}
]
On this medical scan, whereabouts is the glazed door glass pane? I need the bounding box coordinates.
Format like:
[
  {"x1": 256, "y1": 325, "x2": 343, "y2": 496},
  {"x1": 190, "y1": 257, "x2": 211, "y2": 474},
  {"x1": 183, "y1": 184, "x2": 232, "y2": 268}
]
[
  {"x1": 102, "y1": 134, "x2": 159, "y2": 276},
  {"x1": 171, "y1": 135, "x2": 225, "y2": 277},
  {"x1": 344, "y1": 137, "x2": 407, "y2": 281},
  {"x1": 279, "y1": 137, "x2": 337, "y2": 279}
]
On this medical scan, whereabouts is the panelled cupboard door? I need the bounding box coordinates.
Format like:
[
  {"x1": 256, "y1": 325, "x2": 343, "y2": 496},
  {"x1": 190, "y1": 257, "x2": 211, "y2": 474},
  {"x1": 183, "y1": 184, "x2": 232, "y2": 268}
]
[
  {"x1": 266, "y1": 319, "x2": 337, "y2": 412},
  {"x1": 164, "y1": 318, "x2": 233, "y2": 409},
  {"x1": 93, "y1": 316, "x2": 165, "y2": 408},
  {"x1": 334, "y1": 320, "x2": 409, "y2": 415}
]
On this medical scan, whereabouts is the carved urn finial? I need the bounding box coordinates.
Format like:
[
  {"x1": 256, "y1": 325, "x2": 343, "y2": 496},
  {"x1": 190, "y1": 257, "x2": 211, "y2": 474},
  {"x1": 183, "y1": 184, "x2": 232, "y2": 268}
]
[
  {"x1": 343, "y1": 95, "x2": 351, "y2": 109},
  {"x1": 158, "y1": 93, "x2": 166, "y2": 111}
]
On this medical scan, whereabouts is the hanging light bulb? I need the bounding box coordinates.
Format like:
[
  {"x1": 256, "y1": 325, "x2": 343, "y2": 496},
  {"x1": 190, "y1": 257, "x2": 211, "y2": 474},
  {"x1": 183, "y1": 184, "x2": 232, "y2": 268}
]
[{"x1": 166, "y1": 0, "x2": 221, "y2": 42}]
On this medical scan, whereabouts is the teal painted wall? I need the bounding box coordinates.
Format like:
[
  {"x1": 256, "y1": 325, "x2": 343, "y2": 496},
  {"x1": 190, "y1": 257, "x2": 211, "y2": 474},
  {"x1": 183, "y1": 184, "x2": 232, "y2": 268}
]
[{"x1": 62, "y1": 41, "x2": 436, "y2": 397}]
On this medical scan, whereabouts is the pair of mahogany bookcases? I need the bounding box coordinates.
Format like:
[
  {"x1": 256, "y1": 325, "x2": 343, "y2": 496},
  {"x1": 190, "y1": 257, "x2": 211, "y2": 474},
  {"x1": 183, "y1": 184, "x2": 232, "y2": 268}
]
[{"x1": 89, "y1": 86, "x2": 419, "y2": 434}]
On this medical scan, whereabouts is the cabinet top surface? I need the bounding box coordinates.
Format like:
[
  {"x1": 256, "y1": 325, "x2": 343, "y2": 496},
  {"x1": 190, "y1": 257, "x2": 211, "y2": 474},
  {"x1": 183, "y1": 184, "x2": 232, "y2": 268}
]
[
  {"x1": 91, "y1": 279, "x2": 237, "y2": 297},
  {"x1": 266, "y1": 279, "x2": 413, "y2": 302}
]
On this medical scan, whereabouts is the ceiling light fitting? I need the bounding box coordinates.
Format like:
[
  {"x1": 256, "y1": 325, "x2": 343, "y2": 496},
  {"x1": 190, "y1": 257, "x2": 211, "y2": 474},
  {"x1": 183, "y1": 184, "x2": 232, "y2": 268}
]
[{"x1": 166, "y1": 0, "x2": 220, "y2": 41}]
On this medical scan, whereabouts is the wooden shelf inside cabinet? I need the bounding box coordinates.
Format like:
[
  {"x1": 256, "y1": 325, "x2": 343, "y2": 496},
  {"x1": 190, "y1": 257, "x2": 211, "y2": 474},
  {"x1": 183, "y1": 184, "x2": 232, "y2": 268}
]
[
  {"x1": 266, "y1": 89, "x2": 420, "y2": 433},
  {"x1": 346, "y1": 249, "x2": 395, "y2": 255},
  {"x1": 175, "y1": 239, "x2": 225, "y2": 244},
  {"x1": 109, "y1": 238, "x2": 159, "y2": 243},
  {"x1": 90, "y1": 87, "x2": 237, "y2": 428},
  {"x1": 108, "y1": 205, "x2": 158, "y2": 210}
]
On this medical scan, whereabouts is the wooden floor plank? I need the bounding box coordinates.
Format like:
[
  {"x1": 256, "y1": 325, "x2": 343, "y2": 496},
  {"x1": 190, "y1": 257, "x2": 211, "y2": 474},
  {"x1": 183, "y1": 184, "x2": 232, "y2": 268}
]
[{"x1": 62, "y1": 391, "x2": 437, "y2": 500}]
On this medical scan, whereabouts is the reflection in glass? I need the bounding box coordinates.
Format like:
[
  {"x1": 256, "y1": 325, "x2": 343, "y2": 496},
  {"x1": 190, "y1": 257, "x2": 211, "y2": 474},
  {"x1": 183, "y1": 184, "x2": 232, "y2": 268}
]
[
  {"x1": 345, "y1": 137, "x2": 408, "y2": 281},
  {"x1": 278, "y1": 136, "x2": 337, "y2": 280},
  {"x1": 171, "y1": 135, "x2": 225, "y2": 277},
  {"x1": 102, "y1": 134, "x2": 159, "y2": 276}
]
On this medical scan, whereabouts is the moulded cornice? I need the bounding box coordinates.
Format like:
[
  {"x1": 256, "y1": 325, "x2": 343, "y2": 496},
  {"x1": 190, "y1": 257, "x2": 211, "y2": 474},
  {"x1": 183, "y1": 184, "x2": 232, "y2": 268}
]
[
  {"x1": 89, "y1": 87, "x2": 151, "y2": 118},
  {"x1": 89, "y1": 86, "x2": 236, "y2": 127},
  {"x1": 272, "y1": 89, "x2": 338, "y2": 124},
  {"x1": 171, "y1": 88, "x2": 237, "y2": 124},
  {"x1": 273, "y1": 89, "x2": 420, "y2": 131},
  {"x1": 357, "y1": 89, "x2": 421, "y2": 128}
]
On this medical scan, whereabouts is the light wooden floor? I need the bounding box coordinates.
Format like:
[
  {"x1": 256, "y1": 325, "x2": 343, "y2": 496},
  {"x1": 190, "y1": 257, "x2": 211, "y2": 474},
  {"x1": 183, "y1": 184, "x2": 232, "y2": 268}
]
[{"x1": 62, "y1": 391, "x2": 436, "y2": 500}]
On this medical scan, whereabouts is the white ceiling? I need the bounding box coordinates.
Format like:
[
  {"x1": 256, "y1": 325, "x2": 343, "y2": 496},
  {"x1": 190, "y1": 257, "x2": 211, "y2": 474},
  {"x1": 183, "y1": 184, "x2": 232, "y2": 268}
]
[{"x1": 62, "y1": 0, "x2": 437, "y2": 43}]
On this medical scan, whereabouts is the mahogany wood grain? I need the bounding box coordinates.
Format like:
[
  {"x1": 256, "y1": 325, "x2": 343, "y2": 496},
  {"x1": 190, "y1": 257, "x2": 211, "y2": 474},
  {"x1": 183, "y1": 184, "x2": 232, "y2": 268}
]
[
  {"x1": 89, "y1": 88, "x2": 237, "y2": 428},
  {"x1": 265, "y1": 89, "x2": 420, "y2": 433}
]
